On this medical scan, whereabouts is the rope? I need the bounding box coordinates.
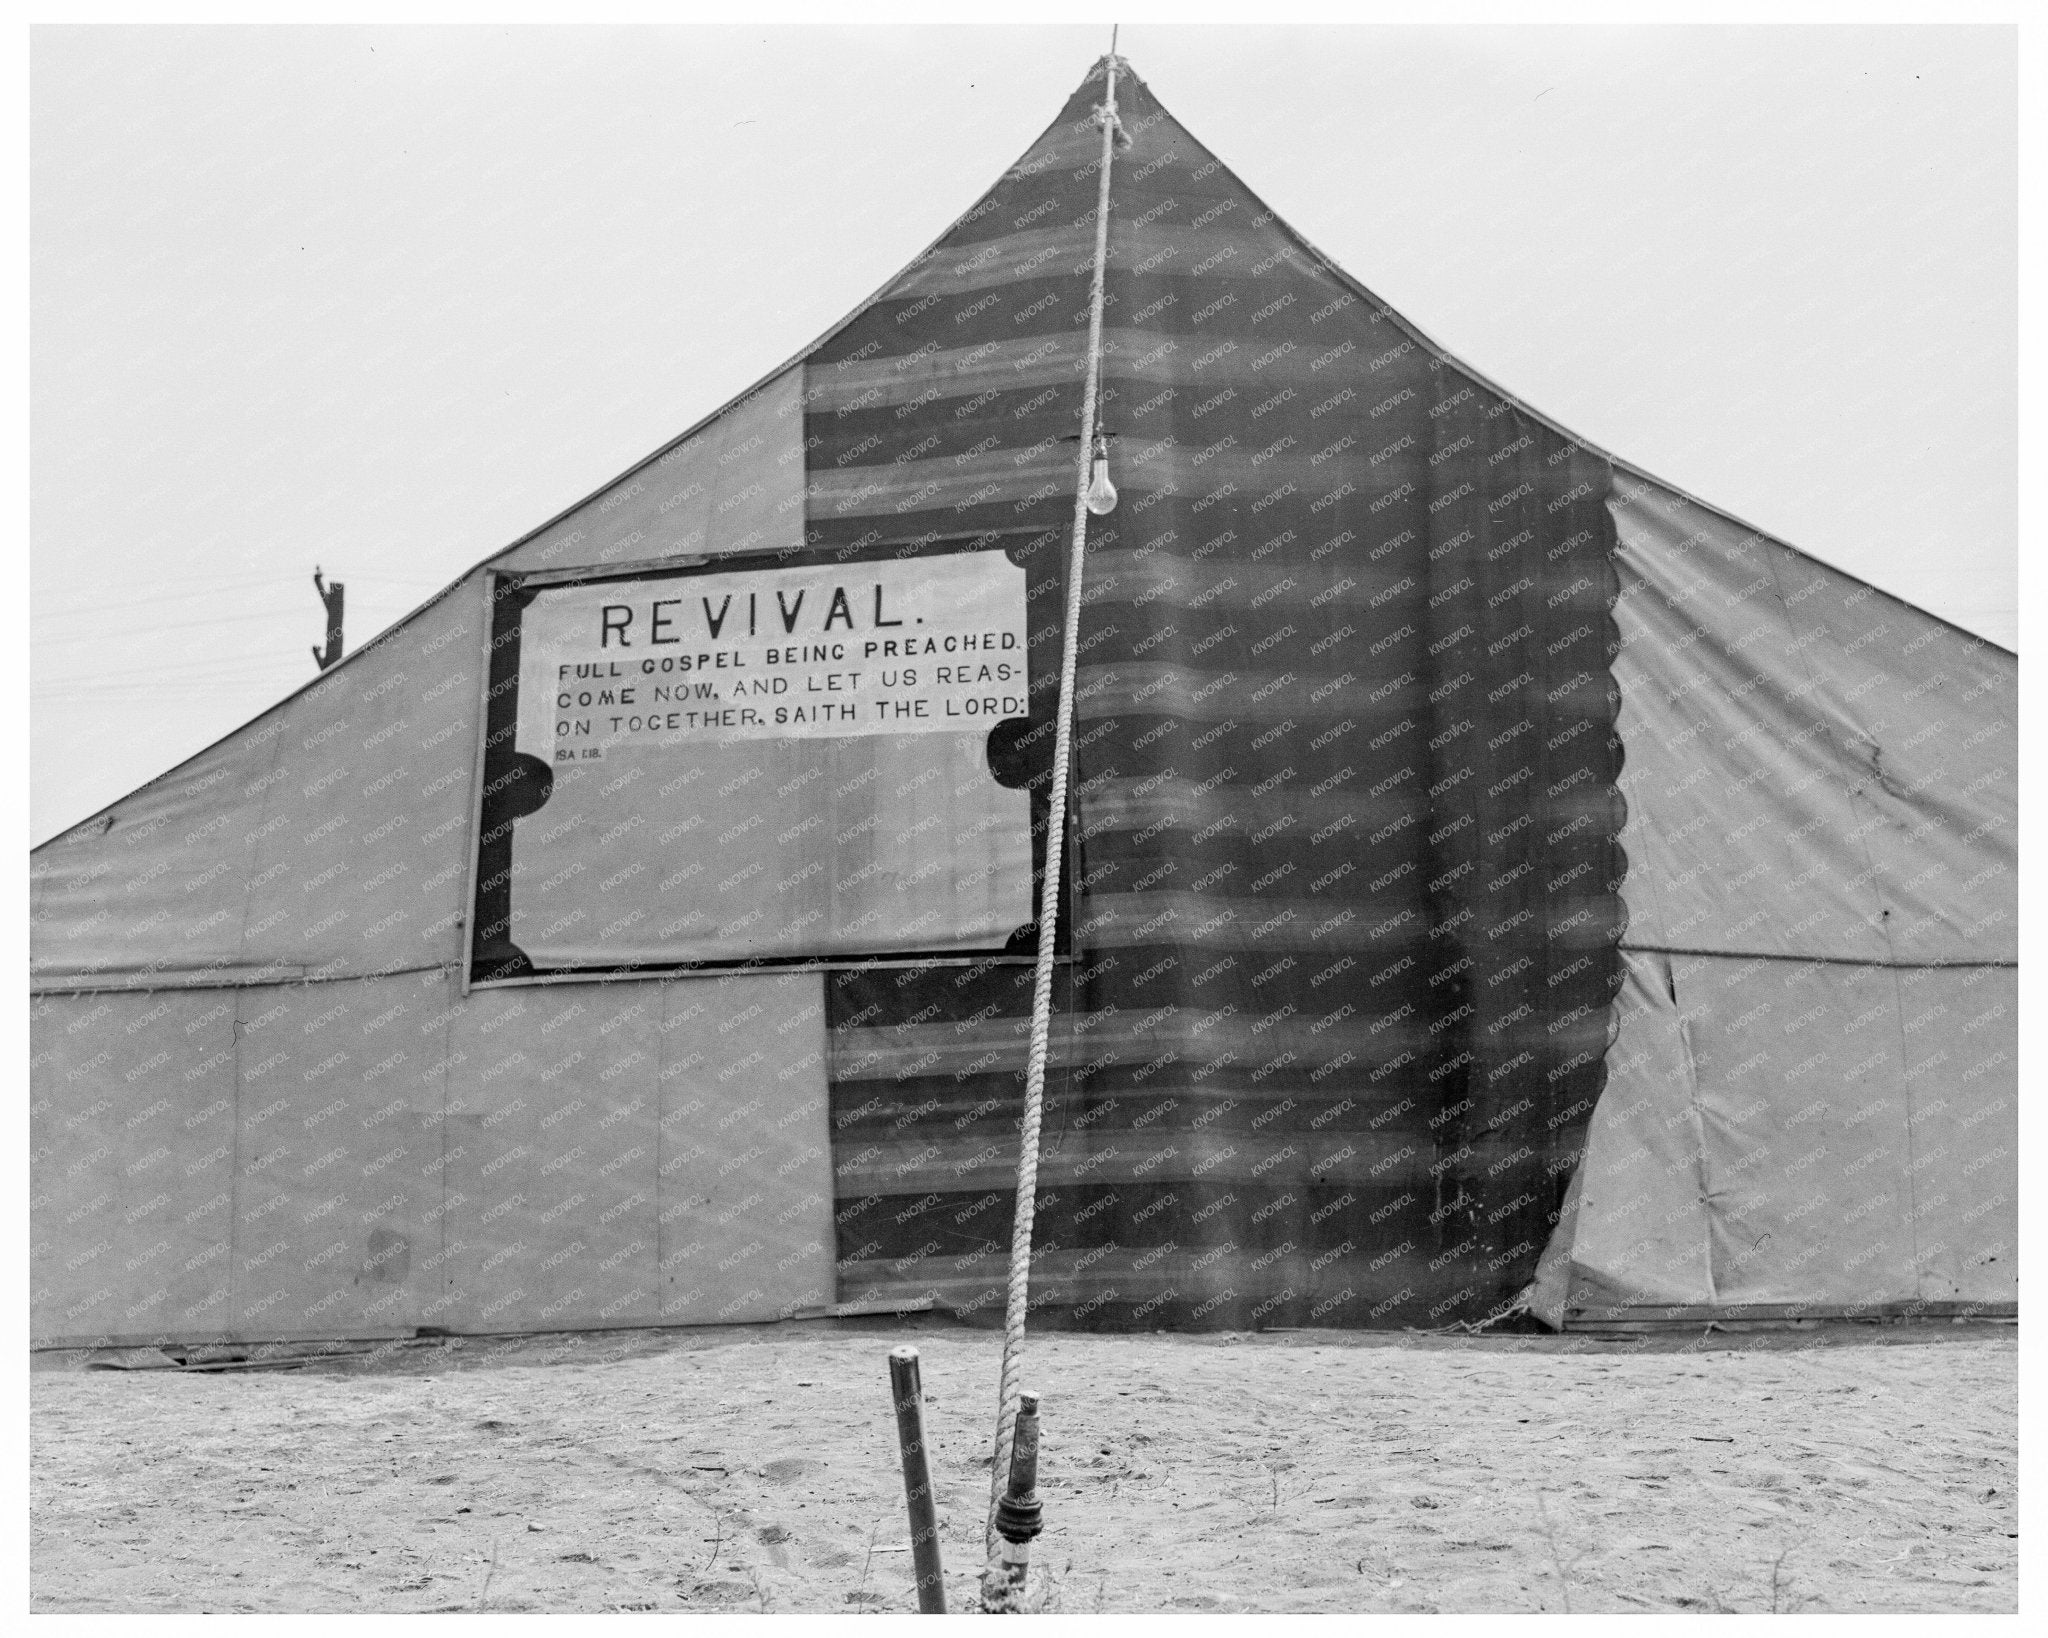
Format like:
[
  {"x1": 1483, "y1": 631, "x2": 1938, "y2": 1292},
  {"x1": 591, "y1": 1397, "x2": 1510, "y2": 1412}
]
[{"x1": 984, "y1": 53, "x2": 1124, "y2": 1558}]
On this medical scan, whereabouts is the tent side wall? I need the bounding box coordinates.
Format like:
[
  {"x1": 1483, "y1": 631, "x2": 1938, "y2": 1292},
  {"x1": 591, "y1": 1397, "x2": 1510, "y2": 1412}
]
[
  {"x1": 28, "y1": 361, "x2": 832, "y2": 1354},
  {"x1": 30, "y1": 348, "x2": 839, "y2": 1348},
  {"x1": 1528, "y1": 480, "x2": 2017, "y2": 1324},
  {"x1": 31, "y1": 969, "x2": 836, "y2": 1349}
]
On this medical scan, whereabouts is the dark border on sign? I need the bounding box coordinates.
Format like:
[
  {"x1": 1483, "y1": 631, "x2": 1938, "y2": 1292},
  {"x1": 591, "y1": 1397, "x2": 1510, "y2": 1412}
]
[{"x1": 467, "y1": 530, "x2": 1069, "y2": 989}]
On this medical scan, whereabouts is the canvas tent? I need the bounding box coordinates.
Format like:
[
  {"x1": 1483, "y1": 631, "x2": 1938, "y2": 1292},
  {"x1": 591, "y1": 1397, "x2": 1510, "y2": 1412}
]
[{"x1": 31, "y1": 58, "x2": 2014, "y2": 1350}]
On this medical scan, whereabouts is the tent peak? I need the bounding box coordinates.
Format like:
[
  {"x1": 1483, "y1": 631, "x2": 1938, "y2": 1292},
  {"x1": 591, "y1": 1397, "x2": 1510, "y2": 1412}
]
[{"x1": 1084, "y1": 51, "x2": 1139, "y2": 87}]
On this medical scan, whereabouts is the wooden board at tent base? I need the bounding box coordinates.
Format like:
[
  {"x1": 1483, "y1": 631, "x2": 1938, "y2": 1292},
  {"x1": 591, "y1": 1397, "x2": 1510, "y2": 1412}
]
[{"x1": 1563, "y1": 1301, "x2": 2017, "y2": 1333}]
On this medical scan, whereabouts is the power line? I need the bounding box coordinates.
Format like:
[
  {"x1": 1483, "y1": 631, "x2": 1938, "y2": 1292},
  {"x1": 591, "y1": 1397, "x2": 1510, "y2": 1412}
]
[
  {"x1": 36, "y1": 609, "x2": 349, "y2": 641},
  {"x1": 35, "y1": 576, "x2": 452, "y2": 622}
]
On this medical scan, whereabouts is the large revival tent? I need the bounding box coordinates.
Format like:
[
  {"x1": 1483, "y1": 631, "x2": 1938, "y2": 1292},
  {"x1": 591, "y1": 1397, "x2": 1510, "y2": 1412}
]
[{"x1": 31, "y1": 57, "x2": 2015, "y2": 1350}]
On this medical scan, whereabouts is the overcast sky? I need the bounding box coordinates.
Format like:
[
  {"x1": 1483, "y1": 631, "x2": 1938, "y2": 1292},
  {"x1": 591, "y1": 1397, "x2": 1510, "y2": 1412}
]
[{"x1": 31, "y1": 24, "x2": 2016, "y2": 845}]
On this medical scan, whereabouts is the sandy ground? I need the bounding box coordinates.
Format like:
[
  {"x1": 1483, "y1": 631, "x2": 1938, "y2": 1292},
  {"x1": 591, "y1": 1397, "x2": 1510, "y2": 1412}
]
[{"x1": 30, "y1": 1320, "x2": 2016, "y2": 1614}]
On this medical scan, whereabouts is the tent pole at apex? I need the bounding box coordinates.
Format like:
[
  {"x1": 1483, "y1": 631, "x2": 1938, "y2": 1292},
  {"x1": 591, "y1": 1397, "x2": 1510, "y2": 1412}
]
[{"x1": 983, "y1": 51, "x2": 1125, "y2": 1561}]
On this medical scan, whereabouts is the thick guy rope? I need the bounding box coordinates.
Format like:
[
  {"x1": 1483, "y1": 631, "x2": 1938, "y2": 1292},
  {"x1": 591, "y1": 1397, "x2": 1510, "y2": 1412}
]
[{"x1": 985, "y1": 54, "x2": 1125, "y2": 1556}]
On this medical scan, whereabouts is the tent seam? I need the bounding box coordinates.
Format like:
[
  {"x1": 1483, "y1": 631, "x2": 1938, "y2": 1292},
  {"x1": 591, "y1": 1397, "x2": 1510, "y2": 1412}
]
[
  {"x1": 30, "y1": 961, "x2": 455, "y2": 998},
  {"x1": 1889, "y1": 966, "x2": 1923, "y2": 1300},
  {"x1": 1665, "y1": 954, "x2": 1718, "y2": 1306},
  {"x1": 1753, "y1": 522, "x2": 1907, "y2": 970},
  {"x1": 1618, "y1": 944, "x2": 2013, "y2": 972}
]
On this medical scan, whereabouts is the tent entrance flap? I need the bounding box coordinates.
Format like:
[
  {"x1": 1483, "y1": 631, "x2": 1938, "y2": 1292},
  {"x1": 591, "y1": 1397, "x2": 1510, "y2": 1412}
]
[{"x1": 441, "y1": 970, "x2": 838, "y2": 1332}]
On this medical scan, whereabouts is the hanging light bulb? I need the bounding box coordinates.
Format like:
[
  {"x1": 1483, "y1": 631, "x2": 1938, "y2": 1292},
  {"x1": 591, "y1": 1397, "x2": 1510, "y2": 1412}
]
[{"x1": 1085, "y1": 430, "x2": 1118, "y2": 515}]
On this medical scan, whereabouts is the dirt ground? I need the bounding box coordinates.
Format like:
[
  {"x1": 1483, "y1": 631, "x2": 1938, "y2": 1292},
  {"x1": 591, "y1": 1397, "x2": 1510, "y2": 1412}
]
[{"x1": 29, "y1": 1319, "x2": 2016, "y2": 1614}]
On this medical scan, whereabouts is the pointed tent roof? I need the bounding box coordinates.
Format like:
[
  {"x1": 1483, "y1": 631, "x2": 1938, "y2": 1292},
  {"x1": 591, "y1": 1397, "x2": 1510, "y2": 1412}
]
[
  {"x1": 34, "y1": 53, "x2": 2013, "y2": 985},
  {"x1": 32, "y1": 54, "x2": 2011, "y2": 861}
]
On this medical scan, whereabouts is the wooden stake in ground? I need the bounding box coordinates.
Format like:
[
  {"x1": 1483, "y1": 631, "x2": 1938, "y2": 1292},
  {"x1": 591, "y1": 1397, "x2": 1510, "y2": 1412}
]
[{"x1": 888, "y1": 1346, "x2": 947, "y2": 1613}]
